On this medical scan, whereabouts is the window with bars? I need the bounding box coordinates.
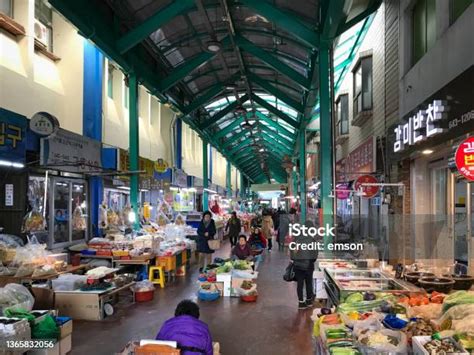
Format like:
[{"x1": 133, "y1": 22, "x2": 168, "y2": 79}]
[
  {"x1": 336, "y1": 94, "x2": 349, "y2": 135},
  {"x1": 0, "y1": 0, "x2": 13, "y2": 17},
  {"x1": 353, "y1": 56, "x2": 372, "y2": 117},
  {"x1": 412, "y1": 0, "x2": 436, "y2": 65},
  {"x1": 34, "y1": 0, "x2": 53, "y2": 51}
]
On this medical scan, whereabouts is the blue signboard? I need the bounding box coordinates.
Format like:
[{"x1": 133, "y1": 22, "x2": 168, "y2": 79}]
[{"x1": 0, "y1": 108, "x2": 27, "y2": 163}]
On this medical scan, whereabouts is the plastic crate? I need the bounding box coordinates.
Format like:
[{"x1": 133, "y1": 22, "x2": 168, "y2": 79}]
[
  {"x1": 112, "y1": 250, "x2": 129, "y2": 257},
  {"x1": 157, "y1": 256, "x2": 176, "y2": 271}
]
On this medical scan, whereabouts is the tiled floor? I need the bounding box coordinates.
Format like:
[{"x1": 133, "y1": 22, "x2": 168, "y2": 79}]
[{"x1": 72, "y1": 242, "x2": 315, "y2": 355}]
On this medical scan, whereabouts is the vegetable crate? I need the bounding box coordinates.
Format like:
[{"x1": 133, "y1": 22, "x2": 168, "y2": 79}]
[{"x1": 156, "y1": 256, "x2": 176, "y2": 272}]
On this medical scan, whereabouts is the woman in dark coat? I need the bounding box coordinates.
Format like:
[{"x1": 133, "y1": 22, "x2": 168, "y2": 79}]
[{"x1": 197, "y1": 211, "x2": 216, "y2": 271}]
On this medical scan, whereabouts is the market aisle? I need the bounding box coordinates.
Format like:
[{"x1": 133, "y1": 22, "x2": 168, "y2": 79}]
[{"x1": 72, "y1": 242, "x2": 315, "y2": 355}]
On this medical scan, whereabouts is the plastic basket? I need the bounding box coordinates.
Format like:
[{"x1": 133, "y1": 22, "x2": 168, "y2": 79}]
[
  {"x1": 135, "y1": 290, "x2": 154, "y2": 302},
  {"x1": 198, "y1": 290, "x2": 220, "y2": 301},
  {"x1": 241, "y1": 294, "x2": 258, "y2": 302}
]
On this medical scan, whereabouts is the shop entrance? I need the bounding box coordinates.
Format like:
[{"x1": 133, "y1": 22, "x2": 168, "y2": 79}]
[{"x1": 451, "y1": 174, "x2": 474, "y2": 266}]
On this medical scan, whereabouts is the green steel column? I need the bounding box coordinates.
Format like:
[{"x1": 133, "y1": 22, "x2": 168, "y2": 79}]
[
  {"x1": 319, "y1": 41, "x2": 334, "y2": 246},
  {"x1": 202, "y1": 140, "x2": 209, "y2": 211},
  {"x1": 240, "y1": 172, "x2": 245, "y2": 199},
  {"x1": 128, "y1": 72, "x2": 140, "y2": 230},
  {"x1": 299, "y1": 131, "x2": 307, "y2": 223},
  {"x1": 226, "y1": 161, "x2": 231, "y2": 197}
]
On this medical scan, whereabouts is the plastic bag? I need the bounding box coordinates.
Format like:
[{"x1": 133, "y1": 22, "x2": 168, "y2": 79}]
[
  {"x1": 157, "y1": 212, "x2": 170, "y2": 227},
  {"x1": 72, "y1": 205, "x2": 86, "y2": 231},
  {"x1": 31, "y1": 264, "x2": 56, "y2": 278},
  {"x1": 436, "y1": 303, "x2": 474, "y2": 332},
  {"x1": 99, "y1": 204, "x2": 108, "y2": 229},
  {"x1": 14, "y1": 264, "x2": 35, "y2": 278},
  {"x1": 32, "y1": 315, "x2": 60, "y2": 340},
  {"x1": 0, "y1": 234, "x2": 24, "y2": 248},
  {"x1": 0, "y1": 265, "x2": 14, "y2": 276},
  {"x1": 12, "y1": 236, "x2": 49, "y2": 267},
  {"x1": 235, "y1": 282, "x2": 257, "y2": 296},
  {"x1": 0, "y1": 284, "x2": 35, "y2": 314},
  {"x1": 131, "y1": 280, "x2": 155, "y2": 292},
  {"x1": 21, "y1": 209, "x2": 46, "y2": 233},
  {"x1": 174, "y1": 213, "x2": 186, "y2": 226},
  {"x1": 357, "y1": 329, "x2": 407, "y2": 354},
  {"x1": 340, "y1": 311, "x2": 384, "y2": 329}
]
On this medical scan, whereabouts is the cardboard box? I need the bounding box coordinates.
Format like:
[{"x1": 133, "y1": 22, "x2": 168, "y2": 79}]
[
  {"x1": 55, "y1": 292, "x2": 102, "y2": 321},
  {"x1": 216, "y1": 273, "x2": 231, "y2": 297},
  {"x1": 31, "y1": 288, "x2": 55, "y2": 310},
  {"x1": 59, "y1": 334, "x2": 72, "y2": 355},
  {"x1": 59, "y1": 320, "x2": 73, "y2": 339}
]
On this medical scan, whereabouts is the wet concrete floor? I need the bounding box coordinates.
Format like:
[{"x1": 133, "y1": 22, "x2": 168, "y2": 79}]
[{"x1": 72, "y1": 242, "x2": 315, "y2": 355}]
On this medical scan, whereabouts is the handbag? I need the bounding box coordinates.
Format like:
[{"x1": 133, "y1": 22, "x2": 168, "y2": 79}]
[
  {"x1": 208, "y1": 238, "x2": 221, "y2": 250},
  {"x1": 283, "y1": 262, "x2": 296, "y2": 282}
]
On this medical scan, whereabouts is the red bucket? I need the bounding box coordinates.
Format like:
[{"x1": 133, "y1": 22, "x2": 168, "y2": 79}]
[
  {"x1": 241, "y1": 294, "x2": 258, "y2": 302},
  {"x1": 135, "y1": 290, "x2": 154, "y2": 302}
]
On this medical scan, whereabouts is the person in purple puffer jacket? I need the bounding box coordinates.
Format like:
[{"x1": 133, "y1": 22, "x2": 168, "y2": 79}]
[{"x1": 156, "y1": 299, "x2": 213, "y2": 355}]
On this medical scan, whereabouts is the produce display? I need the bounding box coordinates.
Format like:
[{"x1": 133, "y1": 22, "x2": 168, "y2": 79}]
[{"x1": 313, "y1": 288, "x2": 474, "y2": 354}]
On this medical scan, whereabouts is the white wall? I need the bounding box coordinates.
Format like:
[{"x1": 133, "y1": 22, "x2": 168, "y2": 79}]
[
  {"x1": 335, "y1": 5, "x2": 386, "y2": 161},
  {"x1": 0, "y1": 1, "x2": 83, "y2": 133},
  {"x1": 102, "y1": 59, "x2": 173, "y2": 163},
  {"x1": 182, "y1": 121, "x2": 203, "y2": 178}
]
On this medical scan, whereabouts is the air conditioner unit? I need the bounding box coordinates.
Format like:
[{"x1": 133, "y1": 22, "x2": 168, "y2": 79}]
[{"x1": 34, "y1": 20, "x2": 49, "y2": 48}]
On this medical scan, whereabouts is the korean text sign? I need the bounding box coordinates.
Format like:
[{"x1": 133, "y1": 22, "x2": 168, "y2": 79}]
[{"x1": 0, "y1": 110, "x2": 27, "y2": 163}]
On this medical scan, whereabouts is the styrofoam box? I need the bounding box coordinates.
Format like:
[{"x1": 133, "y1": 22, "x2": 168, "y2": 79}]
[
  {"x1": 412, "y1": 336, "x2": 468, "y2": 355},
  {"x1": 216, "y1": 273, "x2": 232, "y2": 297}
]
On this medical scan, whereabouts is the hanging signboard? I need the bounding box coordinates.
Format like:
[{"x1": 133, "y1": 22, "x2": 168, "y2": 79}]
[
  {"x1": 354, "y1": 175, "x2": 379, "y2": 198},
  {"x1": 118, "y1": 149, "x2": 154, "y2": 177},
  {"x1": 455, "y1": 137, "x2": 474, "y2": 181},
  {"x1": 154, "y1": 158, "x2": 169, "y2": 173},
  {"x1": 173, "y1": 168, "x2": 187, "y2": 188},
  {"x1": 30, "y1": 112, "x2": 59, "y2": 137},
  {"x1": 336, "y1": 137, "x2": 376, "y2": 181},
  {"x1": 0, "y1": 109, "x2": 27, "y2": 163},
  {"x1": 40, "y1": 129, "x2": 101, "y2": 172},
  {"x1": 172, "y1": 190, "x2": 194, "y2": 212}
]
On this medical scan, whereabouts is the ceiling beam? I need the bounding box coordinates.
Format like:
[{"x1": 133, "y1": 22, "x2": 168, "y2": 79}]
[
  {"x1": 322, "y1": 0, "x2": 347, "y2": 40},
  {"x1": 258, "y1": 130, "x2": 293, "y2": 152},
  {"x1": 251, "y1": 94, "x2": 299, "y2": 129},
  {"x1": 116, "y1": 0, "x2": 195, "y2": 54},
  {"x1": 337, "y1": 0, "x2": 382, "y2": 36},
  {"x1": 199, "y1": 94, "x2": 249, "y2": 130},
  {"x1": 182, "y1": 85, "x2": 225, "y2": 116},
  {"x1": 238, "y1": 0, "x2": 319, "y2": 48},
  {"x1": 157, "y1": 47, "x2": 225, "y2": 92},
  {"x1": 248, "y1": 73, "x2": 304, "y2": 115},
  {"x1": 213, "y1": 111, "x2": 253, "y2": 140},
  {"x1": 235, "y1": 35, "x2": 310, "y2": 91},
  {"x1": 254, "y1": 111, "x2": 296, "y2": 139},
  {"x1": 223, "y1": 129, "x2": 251, "y2": 148}
]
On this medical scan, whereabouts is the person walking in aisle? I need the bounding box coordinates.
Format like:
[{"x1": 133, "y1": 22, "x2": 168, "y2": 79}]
[
  {"x1": 225, "y1": 211, "x2": 241, "y2": 247},
  {"x1": 196, "y1": 211, "x2": 216, "y2": 272},
  {"x1": 156, "y1": 299, "x2": 213, "y2": 355},
  {"x1": 261, "y1": 210, "x2": 274, "y2": 252},
  {"x1": 291, "y1": 220, "x2": 318, "y2": 309}
]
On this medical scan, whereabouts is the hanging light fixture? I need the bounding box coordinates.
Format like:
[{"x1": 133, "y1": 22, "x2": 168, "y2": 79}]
[{"x1": 206, "y1": 40, "x2": 222, "y2": 53}]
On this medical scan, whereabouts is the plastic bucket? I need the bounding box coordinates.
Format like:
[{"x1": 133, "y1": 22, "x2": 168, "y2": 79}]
[{"x1": 135, "y1": 290, "x2": 154, "y2": 302}]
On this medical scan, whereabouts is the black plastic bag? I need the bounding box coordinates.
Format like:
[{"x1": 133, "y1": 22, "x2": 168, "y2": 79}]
[{"x1": 283, "y1": 262, "x2": 296, "y2": 282}]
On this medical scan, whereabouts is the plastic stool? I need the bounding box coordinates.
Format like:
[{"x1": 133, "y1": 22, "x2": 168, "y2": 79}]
[{"x1": 148, "y1": 266, "x2": 165, "y2": 288}]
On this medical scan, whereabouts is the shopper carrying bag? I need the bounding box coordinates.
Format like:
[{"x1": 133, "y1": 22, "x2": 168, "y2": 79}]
[{"x1": 197, "y1": 211, "x2": 217, "y2": 271}]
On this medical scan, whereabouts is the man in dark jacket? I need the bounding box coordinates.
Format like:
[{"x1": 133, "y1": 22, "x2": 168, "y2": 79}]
[
  {"x1": 225, "y1": 211, "x2": 241, "y2": 247},
  {"x1": 290, "y1": 220, "x2": 318, "y2": 309}
]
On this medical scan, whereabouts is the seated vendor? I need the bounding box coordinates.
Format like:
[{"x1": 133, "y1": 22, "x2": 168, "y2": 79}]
[
  {"x1": 231, "y1": 235, "x2": 253, "y2": 261},
  {"x1": 156, "y1": 299, "x2": 213, "y2": 355}
]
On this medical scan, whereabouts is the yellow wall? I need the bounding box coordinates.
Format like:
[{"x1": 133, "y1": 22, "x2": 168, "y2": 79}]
[
  {"x1": 212, "y1": 149, "x2": 227, "y2": 187},
  {"x1": 102, "y1": 59, "x2": 173, "y2": 163},
  {"x1": 0, "y1": 1, "x2": 83, "y2": 133}
]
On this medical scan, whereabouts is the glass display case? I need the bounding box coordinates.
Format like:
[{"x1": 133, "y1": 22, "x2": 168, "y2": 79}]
[
  {"x1": 27, "y1": 175, "x2": 89, "y2": 249},
  {"x1": 323, "y1": 268, "x2": 420, "y2": 305}
]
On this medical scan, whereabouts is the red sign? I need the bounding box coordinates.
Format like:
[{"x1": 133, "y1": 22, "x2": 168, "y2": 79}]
[
  {"x1": 354, "y1": 175, "x2": 379, "y2": 198},
  {"x1": 456, "y1": 137, "x2": 474, "y2": 181},
  {"x1": 336, "y1": 137, "x2": 376, "y2": 181}
]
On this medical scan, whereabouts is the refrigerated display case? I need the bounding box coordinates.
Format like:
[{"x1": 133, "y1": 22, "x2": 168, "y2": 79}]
[{"x1": 323, "y1": 268, "x2": 420, "y2": 305}]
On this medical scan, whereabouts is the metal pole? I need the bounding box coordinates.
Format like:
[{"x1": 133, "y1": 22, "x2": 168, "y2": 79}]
[
  {"x1": 299, "y1": 130, "x2": 307, "y2": 223},
  {"x1": 203, "y1": 140, "x2": 209, "y2": 211},
  {"x1": 226, "y1": 161, "x2": 231, "y2": 197},
  {"x1": 329, "y1": 43, "x2": 337, "y2": 227},
  {"x1": 176, "y1": 118, "x2": 182, "y2": 170},
  {"x1": 128, "y1": 72, "x2": 140, "y2": 230},
  {"x1": 319, "y1": 40, "x2": 334, "y2": 248}
]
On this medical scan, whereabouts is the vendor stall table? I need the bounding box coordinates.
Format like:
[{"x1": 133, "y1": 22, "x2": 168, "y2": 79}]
[
  {"x1": 0, "y1": 264, "x2": 88, "y2": 286},
  {"x1": 55, "y1": 281, "x2": 136, "y2": 321}
]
